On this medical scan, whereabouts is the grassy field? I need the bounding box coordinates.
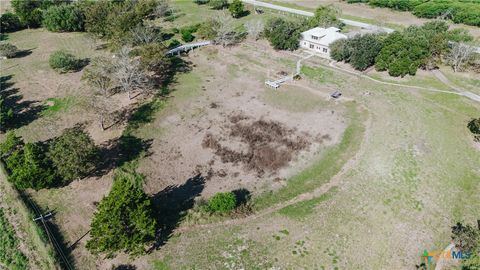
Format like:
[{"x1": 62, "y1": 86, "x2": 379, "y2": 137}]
[{"x1": 1, "y1": 2, "x2": 479, "y2": 270}]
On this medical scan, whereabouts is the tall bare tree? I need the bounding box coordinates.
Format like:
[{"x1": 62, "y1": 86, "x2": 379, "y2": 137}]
[
  {"x1": 82, "y1": 56, "x2": 115, "y2": 97},
  {"x1": 130, "y1": 24, "x2": 163, "y2": 46},
  {"x1": 448, "y1": 42, "x2": 476, "y2": 72},
  {"x1": 245, "y1": 20, "x2": 264, "y2": 40},
  {"x1": 214, "y1": 12, "x2": 243, "y2": 47},
  {"x1": 113, "y1": 47, "x2": 151, "y2": 100}
]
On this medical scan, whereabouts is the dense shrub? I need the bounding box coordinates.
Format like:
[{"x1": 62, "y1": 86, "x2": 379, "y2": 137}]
[
  {"x1": 86, "y1": 169, "x2": 156, "y2": 254},
  {"x1": 468, "y1": 118, "x2": 480, "y2": 135},
  {"x1": 229, "y1": 0, "x2": 245, "y2": 18},
  {"x1": 48, "y1": 127, "x2": 98, "y2": 182},
  {"x1": 0, "y1": 43, "x2": 18, "y2": 58},
  {"x1": 180, "y1": 24, "x2": 199, "y2": 42},
  {"x1": 0, "y1": 12, "x2": 23, "y2": 32},
  {"x1": 264, "y1": 18, "x2": 303, "y2": 51},
  {"x1": 82, "y1": 0, "x2": 113, "y2": 37},
  {"x1": 48, "y1": 50, "x2": 82, "y2": 72},
  {"x1": 208, "y1": 192, "x2": 237, "y2": 213},
  {"x1": 11, "y1": 0, "x2": 42, "y2": 28},
  {"x1": 42, "y1": 4, "x2": 85, "y2": 32}
]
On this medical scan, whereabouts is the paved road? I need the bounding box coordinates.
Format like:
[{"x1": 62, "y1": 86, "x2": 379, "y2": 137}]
[{"x1": 242, "y1": 0, "x2": 395, "y2": 33}]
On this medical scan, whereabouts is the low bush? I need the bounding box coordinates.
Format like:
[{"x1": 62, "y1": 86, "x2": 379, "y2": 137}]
[
  {"x1": 48, "y1": 50, "x2": 83, "y2": 73},
  {"x1": 208, "y1": 192, "x2": 237, "y2": 213},
  {"x1": 0, "y1": 12, "x2": 23, "y2": 32},
  {"x1": 468, "y1": 118, "x2": 480, "y2": 135},
  {"x1": 0, "y1": 97, "x2": 14, "y2": 132},
  {"x1": 0, "y1": 43, "x2": 18, "y2": 58}
]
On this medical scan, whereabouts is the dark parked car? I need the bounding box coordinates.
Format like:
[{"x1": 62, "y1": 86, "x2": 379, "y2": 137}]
[{"x1": 331, "y1": 91, "x2": 342, "y2": 99}]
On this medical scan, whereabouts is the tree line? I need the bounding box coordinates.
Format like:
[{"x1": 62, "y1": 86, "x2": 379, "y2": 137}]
[{"x1": 345, "y1": 0, "x2": 480, "y2": 27}]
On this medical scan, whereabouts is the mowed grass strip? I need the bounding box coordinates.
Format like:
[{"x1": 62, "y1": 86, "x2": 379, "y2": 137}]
[
  {"x1": 278, "y1": 187, "x2": 338, "y2": 220},
  {"x1": 0, "y1": 163, "x2": 57, "y2": 270},
  {"x1": 254, "y1": 103, "x2": 366, "y2": 209}
]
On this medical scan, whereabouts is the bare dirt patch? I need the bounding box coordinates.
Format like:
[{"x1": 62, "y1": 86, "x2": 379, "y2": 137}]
[{"x1": 202, "y1": 116, "x2": 312, "y2": 175}]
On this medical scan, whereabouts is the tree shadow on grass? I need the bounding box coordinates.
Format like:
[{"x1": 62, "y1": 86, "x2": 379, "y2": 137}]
[
  {"x1": 92, "y1": 135, "x2": 153, "y2": 177},
  {"x1": 0, "y1": 75, "x2": 45, "y2": 132},
  {"x1": 149, "y1": 174, "x2": 205, "y2": 251}
]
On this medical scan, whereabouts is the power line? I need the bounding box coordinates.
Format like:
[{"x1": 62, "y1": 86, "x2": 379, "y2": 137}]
[{"x1": 28, "y1": 197, "x2": 73, "y2": 270}]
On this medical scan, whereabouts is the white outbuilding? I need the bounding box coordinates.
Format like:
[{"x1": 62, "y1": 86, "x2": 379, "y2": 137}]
[{"x1": 299, "y1": 27, "x2": 347, "y2": 58}]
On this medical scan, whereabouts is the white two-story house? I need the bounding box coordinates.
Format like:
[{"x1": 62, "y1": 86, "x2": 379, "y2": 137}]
[{"x1": 299, "y1": 27, "x2": 347, "y2": 58}]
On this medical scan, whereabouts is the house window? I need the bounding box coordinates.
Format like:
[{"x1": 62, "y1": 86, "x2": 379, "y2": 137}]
[
  {"x1": 309, "y1": 44, "x2": 314, "y2": 49},
  {"x1": 323, "y1": 48, "x2": 328, "y2": 53},
  {"x1": 311, "y1": 35, "x2": 318, "y2": 40}
]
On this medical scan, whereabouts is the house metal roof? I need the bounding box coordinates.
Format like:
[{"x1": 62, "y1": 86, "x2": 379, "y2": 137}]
[{"x1": 301, "y1": 27, "x2": 347, "y2": 47}]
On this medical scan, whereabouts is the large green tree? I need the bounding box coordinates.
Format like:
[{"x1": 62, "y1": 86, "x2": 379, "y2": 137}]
[
  {"x1": 264, "y1": 18, "x2": 302, "y2": 51},
  {"x1": 5, "y1": 142, "x2": 56, "y2": 190},
  {"x1": 307, "y1": 5, "x2": 343, "y2": 29},
  {"x1": 86, "y1": 169, "x2": 157, "y2": 254},
  {"x1": 48, "y1": 127, "x2": 98, "y2": 182}
]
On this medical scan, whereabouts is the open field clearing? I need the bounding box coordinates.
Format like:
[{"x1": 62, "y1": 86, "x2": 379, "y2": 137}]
[{"x1": 0, "y1": 1, "x2": 479, "y2": 270}]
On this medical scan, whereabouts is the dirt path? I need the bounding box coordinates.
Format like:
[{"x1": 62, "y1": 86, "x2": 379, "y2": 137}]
[
  {"x1": 175, "y1": 111, "x2": 371, "y2": 234},
  {"x1": 432, "y1": 70, "x2": 480, "y2": 103}
]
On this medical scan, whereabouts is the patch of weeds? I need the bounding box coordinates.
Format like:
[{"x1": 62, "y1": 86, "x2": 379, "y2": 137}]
[
  {"x1": 292, "y1": 240, "x2": 308, "y2": 257},
  {"x1": 41, "y1": 97, "x2": 76, "y2": 117},
  {"x1": 278, "y1": 187, "x2": 338, "y2": 220},
  {"x1": 279, "y1": 229, "x2": 289, "y2": 235},
  {"x1": 324, "y1": 248, "x2": 341, "y2": 268},
  {"x1": 0, "y1": 208, "x2": 29, "y2": 270}
]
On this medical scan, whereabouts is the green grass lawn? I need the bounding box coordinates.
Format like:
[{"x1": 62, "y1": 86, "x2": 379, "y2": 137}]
[{"x1": 261, "y1": 86, "x2": 329, "y2": 112}]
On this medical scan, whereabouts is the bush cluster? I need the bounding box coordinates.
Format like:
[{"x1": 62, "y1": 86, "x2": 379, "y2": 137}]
[
  {"x1": 208, "y1": 192, "x2": 237, "y2": 213},
  {"x1": 42, "y1": 4, "x2": 85, "y2": 32},
  {"x1": 0, "y1": 97, "x2": 14, "y2": 132},
  {"x1": 48, "y1": 50, "x2": 83, "y2": 73},
  {"x1": 0, "y1": 43, "x2": 19, "y2": 58},
  {"x1": 180, "y1": 24, "x2": 199, "y2": 42},
  {"x1": 330, "y1": 33, "x2": 385, "y2": 71},
  {"x1": 0, "y1": 128, "x2": 98, "y2": 190},
  {"x1": 0, "y1": 13, "x2": 23, "y2": 32}
]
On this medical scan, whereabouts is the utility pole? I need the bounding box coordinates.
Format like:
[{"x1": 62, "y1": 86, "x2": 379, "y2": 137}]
[{"x1": 33, "y1": 211, "x2": 73, "y2": 270}]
